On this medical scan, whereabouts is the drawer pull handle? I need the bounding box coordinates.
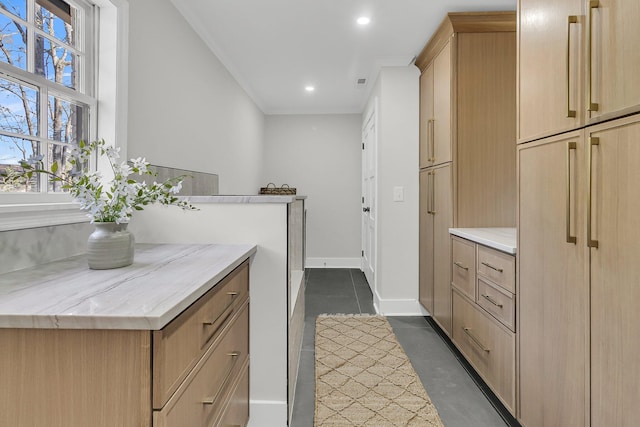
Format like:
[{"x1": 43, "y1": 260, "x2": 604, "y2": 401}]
[
  {"x1": 203, "y1": 304, "x2": 234, "y2": 327},
  {"x1": 463, "y1": 327, "x2": 490, "y2": 353},
  {"x1": 481, "y1": 262, "x2": 503, "y2": 273},
  {"x1": 201, "y1": 351, "x2": 241, "y2": 406},
  {"x1": 202, "y1": 292, "x2": 240, "y2": 328},
  {"x1": 481, "y1": 294, "x2": 504, "y2": 308},
  {"x1": 454, "y1": 261, "x2": 469, "y2": 271}
]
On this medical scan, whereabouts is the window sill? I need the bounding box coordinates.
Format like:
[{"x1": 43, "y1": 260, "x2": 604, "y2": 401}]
[{"x1": 0, "y1": 203, "x2": 89, "y2": 232}]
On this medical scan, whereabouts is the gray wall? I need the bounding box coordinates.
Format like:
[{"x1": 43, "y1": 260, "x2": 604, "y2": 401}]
[
  {"x1": 127, "y1": 0, "x2": 265, "y2": 195},
  {"x1": 263, "y1": 114, "x2": 362, "y2": 266}
]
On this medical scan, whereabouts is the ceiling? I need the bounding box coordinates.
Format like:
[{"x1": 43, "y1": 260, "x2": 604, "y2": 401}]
[{"x1": 170, "y1": 0, "x2": 516, "y2": 115}]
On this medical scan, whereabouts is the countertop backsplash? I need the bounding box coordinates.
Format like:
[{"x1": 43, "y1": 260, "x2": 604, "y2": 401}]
[
  {"x1": 0, "y1": 222, "x2": 93, "y2": 275},
  {"x1": 139, "y1": 164, "x2": 219, "y2": 196}
]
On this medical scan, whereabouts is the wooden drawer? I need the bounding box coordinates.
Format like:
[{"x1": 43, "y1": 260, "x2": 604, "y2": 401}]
[
  {"x1": 154, "y1": 302, "x2": 249, "y2": 427},
  {"x1": 452, "y1": 289, "x2": 515, "y2": 414},
  {"x1": 451, "y1": 236, "x2": 476, "y2": 299},
  {"x1": 477, "y1": 245, "x2": 515, "y2": 293},
  {"x1": 153, "y1": 261, "x2": 249, "y2": 409},
  {"x1": 476, "y1": 277, "x2": 515, "y2": 332},
  {"x1": 214, "y1": 362, "x2": 250, "y2": 427}
]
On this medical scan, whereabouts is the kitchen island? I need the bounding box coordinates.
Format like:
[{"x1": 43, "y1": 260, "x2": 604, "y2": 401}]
[
  {"x1": 0, "y1": 243, "x2": 256, "y2": 427},
  {"x1": 129, "y1": 195, "x2": 306, "y2": 427}
]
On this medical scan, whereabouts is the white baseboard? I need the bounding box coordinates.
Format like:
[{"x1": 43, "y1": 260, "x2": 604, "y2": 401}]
[
  {"x1": 248, "y1": 400, "x2": 288, "y2": 427},
  {"x1": 306, "y1": 257, "x2": 361, "y2": 268},
  {"x1": 373, "y1": 294, "x2": 430, "y2": 316}
]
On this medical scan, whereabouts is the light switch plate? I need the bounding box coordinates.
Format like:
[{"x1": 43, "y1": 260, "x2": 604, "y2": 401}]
[{"x1": 393, "y1": 186, "x2": 404, "y2": 202}]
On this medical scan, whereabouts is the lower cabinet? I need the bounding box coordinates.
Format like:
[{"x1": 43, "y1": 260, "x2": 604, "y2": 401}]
[
  {"x1": 452, "y1": 290, "x2": 516, "y2": 414},
  {"x1": 450, "y1": 235, "x2": 516, "y2": 415},
  {"x1": 0, "y1": 260, "x2": 251, "y2": 427},
  {"x1": 518, "y1": 113, "x2": 640, "y2": 426}
]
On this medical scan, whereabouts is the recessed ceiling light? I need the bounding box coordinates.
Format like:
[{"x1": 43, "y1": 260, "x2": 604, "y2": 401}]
[
  {"x1": 305, "y1": 85, "x2": 315, "y2": 92},
  {"x1": 357, "y1": 16, "x2": 371, "y2": 25}
]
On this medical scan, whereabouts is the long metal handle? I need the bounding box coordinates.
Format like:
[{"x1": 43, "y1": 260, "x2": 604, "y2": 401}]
[
  {"x1": 588, "y1": 0, "x2": 599, "y2": 112},
  {"x1": 454, "y1": 261, "x2": 469, "y2": 271},
  {"x1": 201, "y1": 351, "x2": 240, "y2": 405},
  {"x1": 428, "y1": 119, "x2": 435, "y2": 162},
  {"x1": 430, "y1": 169, "x2": 436, "y2": 214},
  {"x1": 426, "y1": 172, "x2": 433, "y2": 214},
  {"x1": 481, "y1": 261, "x2": 503, "y2": 273},
  {"x1": 587, "y1": 136, "x2": 599, "y2": 248},
  {"x1": 566, "y1": 16, "x2": 578, "y2": 118},
  {"x1": 566, "y1": 141, "x2": 577, "y2": 243},
  {"x1": 482, "y1": 294, "x2": 504, "y2": 308},
  {"x1": 463, "y1": 327, "x2": 490, "y2": 353}
]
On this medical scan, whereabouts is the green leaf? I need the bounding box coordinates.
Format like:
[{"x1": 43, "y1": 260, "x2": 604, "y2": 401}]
[{"x1": 51, "y1": 162, "x2": 59, "y2": 173}]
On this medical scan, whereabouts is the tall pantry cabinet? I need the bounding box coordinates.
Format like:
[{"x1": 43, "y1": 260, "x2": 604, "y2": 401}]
[
  {"x1": 517, "y1": 0, "x2": 640, "y2": 425},
  {"x1": 417, "y1": 12, "x2": 517, "y2": 336}
]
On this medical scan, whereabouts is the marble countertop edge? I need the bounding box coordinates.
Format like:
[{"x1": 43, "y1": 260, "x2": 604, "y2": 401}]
[
  {"x1": 449, "y1": 227, "x2": 517, "y2": 254},
  {"x1": 0, "y1": 243, "x2": 257, "y2": 330}
]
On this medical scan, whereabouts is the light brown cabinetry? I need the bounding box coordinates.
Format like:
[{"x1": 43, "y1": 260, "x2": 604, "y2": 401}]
[
  {"x1": 518, "y1": 0, "x2": 584, "y2": 142},
  {"x1": 451, "y1": 237, "x2": 476, "y2": 300},
  {"x1": 0, "y1": 260, "x2": 251, "y2": 427},
  {"x1": 518, "y1": 131, "x2": 588, "y2": 427},
  {"x1": 419, "y1": 165, "x2": 452, "y2": 331},
  {"x1": 518, "y1": 114, "x2": 640, "y2": 426},
  {"x1": 452, "y1": 290, "x2": 516, "y2": 414},
  {"x1": 417, "y1": 12, "x2": 517, "y2": 336},
  {"x1": 450, "y1": 236, "x2": 517, "y2": 414},
  {"x1": 518, "y1": 0, "x2": 640, "y2": 143},
  {"x1": 419, "y1": 41, "x2": 452, "y2": 168},
  {"x1": 587, "y1": 115, "x2": 640, "y2": 427}
]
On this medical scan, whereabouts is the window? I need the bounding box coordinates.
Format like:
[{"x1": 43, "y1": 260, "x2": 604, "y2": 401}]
[{"x1": 0, "y1": 0, "x2": 95, "y2": 194}]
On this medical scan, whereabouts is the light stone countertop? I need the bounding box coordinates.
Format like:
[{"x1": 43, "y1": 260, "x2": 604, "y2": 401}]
[
  {"x1": 0, "y1": 243, "x2": 256, "y2": 330},
  {"x1": 449, "y1": 227, "x2": 517, "y2": 254},
  {"x1": 181, "y1": 195, "x2": 306, "y2": 204}
]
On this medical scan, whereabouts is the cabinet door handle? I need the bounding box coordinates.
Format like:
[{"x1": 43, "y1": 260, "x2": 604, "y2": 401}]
[
  {"x1": 428, "y1": 119, "x2": 436, "y2": 162},
  {"x1": 481, "y1": 261, "x2": 503, "y2": 273},
  {"x1": 425, "y1": 172, "x2": 432, "y2": 214},
  {"x1": 566, "y1": 141, "x2": 577, "y2": 243},
  {"x1": 201, "y1": 351, "x2": 240, "y2": 405},
  {"x1": 587, "y1": 136, "x2": 599, "y2": 248},
  {"x1": 430, "y1": 169, "x2": 436, "y2": 214},
  {"x1": 566, "y1": 16, "x2": 578, "y2": 118},
  {"x1": 454, "y1": 261, "x2": 469, "y2": 271},
  {"x1": 482, "y1": 294, "x2": 504, "y2": 308},
  {"x1": 463, "y1": 327, "x2": 490, "y2": 353},
  {"x1": 588, "y1": 0, "x2": 600, "y2": 112}
]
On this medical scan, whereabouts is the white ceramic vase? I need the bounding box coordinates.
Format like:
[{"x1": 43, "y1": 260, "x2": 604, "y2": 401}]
[{"x1": 87, "y1": 222, "x2": 135, "y2": 269}]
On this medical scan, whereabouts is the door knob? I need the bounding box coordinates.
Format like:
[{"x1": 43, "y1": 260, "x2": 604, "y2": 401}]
[{"x1": 363, "y1": 207, "x2": 370, "y2": 213}]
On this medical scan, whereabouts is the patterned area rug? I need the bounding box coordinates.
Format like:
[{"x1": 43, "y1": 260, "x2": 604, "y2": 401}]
[{"x1": 315, "y1": 315, "x2": 445, "y2": 426}]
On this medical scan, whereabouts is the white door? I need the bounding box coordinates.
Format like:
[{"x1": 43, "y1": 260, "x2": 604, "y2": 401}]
[{"x1": 361, "y1": 101, "x2": 377, "y2": 291}]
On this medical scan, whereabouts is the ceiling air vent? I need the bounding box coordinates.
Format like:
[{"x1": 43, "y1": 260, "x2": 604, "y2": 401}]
[{"x1": 356, "y1": 78, "x2": 367, "y2": 85}]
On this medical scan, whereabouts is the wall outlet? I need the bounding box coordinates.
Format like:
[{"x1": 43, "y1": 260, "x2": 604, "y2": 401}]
[{"x1": 393, "y1": 186, "x2": 404, "y2": 202}]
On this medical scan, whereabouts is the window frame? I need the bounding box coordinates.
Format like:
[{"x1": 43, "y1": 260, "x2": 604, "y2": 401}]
[{"x1": 0, "y1": 0, "x2": 128, "y2": 231}]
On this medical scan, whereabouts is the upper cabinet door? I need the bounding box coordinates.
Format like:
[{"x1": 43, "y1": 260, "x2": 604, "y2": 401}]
[
  {"x1": 433, "y1": 41, "x2": 452, "y2": 166},
  {"x1": 587, "y1": 0, "x2": 640, "y2": 122},
  {"x1": 518, "y1": 0, "x2": 584, "y2": 142},
  {"x1": 419, "y1": 64, "x2": 435, "y2": 169}
]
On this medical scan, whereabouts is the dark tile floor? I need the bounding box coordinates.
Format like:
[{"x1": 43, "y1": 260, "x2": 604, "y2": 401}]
[{"x1": 290, "y1": 268, "x2": 515, "y2": 427}]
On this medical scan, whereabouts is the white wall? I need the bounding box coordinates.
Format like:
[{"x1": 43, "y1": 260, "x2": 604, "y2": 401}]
[
  {"x1": 263, "y1": 114, "x2": 362, "y2": 267},
  {"x1": 127, "y1": 0, "x2": 265, "y2": 194},
  {"x1": 364, "y1": 66, "x2": 421, "y2": 314}
]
